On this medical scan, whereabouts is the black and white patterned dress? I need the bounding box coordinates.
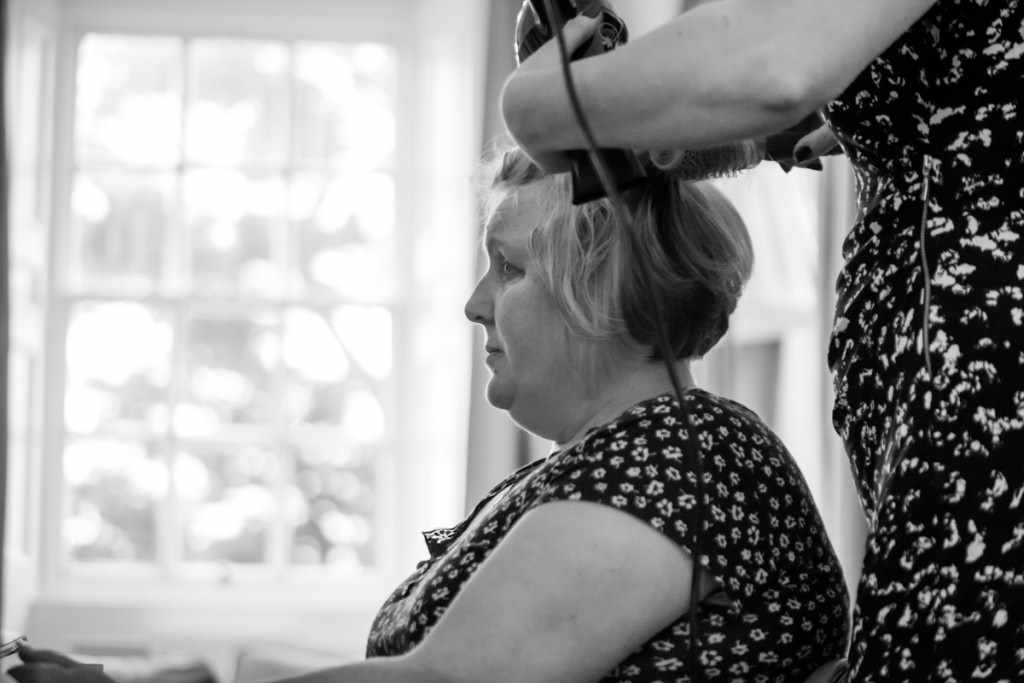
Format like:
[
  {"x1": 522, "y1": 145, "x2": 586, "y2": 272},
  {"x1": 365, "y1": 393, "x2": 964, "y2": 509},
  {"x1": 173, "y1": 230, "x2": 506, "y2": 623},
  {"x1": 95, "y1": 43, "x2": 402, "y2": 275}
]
[
  {"x1": 822, "y1": 1, "x2": 1024, "y2": 680},
  {"x1": 366, "y1": 391, "x2": 849, "y2": 681}
]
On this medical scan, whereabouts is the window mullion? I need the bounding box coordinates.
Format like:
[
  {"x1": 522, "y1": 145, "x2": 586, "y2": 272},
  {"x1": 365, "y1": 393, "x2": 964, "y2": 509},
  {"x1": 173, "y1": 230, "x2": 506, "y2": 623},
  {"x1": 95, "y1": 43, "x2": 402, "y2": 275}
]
[
  {"x1": 169, "y1": 35, "x2": 191, "y2": 295},
  {"x1": 262, "y1": 41, "x2": 300, "y2": 580},
  {"x1": 268, "y1": 305, "x2": 290, "y2": 579},
  {"x1": 161, "y1": 299, "x2": 186, "y2": 580},
  {"x1": 283, "y1": 41, "x2": 297, "y2": 300},
  {"x1": 160, "y1": 37, "x2": 191, "y2": 579}
]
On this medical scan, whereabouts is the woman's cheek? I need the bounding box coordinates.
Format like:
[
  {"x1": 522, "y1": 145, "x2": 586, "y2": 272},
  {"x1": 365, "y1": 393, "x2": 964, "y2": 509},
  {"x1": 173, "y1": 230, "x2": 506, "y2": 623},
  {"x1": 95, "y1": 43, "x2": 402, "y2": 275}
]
[{"x1": 495, "y1": 288, "x2": 528, "y2": 348}]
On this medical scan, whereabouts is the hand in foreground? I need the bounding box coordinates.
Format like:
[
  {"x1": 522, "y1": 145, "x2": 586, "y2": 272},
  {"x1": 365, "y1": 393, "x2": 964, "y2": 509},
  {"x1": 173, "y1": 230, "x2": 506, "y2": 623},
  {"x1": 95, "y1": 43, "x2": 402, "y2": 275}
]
[
  {"x1": 764, "y1": 112, "x2": 842, "y2": 172},
  {"x1": 515, "y1": 13, "x2": 602, "y2": 74},
  {"x1": 7, "y1": 645, "x2": 115, "y2": 683},
  {"x1": 792, "y1": 122, "x2": 842, "y2": 169}
]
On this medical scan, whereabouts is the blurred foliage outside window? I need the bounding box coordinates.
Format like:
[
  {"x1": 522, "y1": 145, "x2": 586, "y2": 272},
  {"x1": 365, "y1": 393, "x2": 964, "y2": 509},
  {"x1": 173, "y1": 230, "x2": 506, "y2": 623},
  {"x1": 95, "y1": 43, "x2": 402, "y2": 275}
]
[{"x1": 62, "y1": 34, "x2": 399, "y2": 578}]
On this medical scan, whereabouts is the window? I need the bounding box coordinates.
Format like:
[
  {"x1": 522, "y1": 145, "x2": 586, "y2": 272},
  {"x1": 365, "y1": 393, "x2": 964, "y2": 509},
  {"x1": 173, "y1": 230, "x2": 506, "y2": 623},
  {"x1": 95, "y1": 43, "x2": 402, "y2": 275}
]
[
  {"x1": 64, "y1": 33, "x2": 398, "y2": 574},
  {"x1": 42, "y1": 0, "x2": 483, "y2": 603}
]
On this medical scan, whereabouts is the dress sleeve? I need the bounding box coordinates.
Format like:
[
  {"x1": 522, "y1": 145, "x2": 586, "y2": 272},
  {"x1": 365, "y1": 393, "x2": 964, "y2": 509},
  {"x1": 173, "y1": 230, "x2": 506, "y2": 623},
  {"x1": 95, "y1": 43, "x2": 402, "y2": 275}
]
[
  {"x1": 534, "y1": 403, "x2": 715, "y2": 570},
  {"x1": 531, "y1": 397, "x2": 769, "y2": 608}
]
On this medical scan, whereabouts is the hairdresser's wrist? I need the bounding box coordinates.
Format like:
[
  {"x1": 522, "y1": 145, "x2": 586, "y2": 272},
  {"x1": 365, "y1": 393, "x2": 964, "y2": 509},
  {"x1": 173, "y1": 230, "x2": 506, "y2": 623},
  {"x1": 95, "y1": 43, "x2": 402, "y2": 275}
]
[{"x1": 501, "y1": 77, "x2": 573, "y2": 174}]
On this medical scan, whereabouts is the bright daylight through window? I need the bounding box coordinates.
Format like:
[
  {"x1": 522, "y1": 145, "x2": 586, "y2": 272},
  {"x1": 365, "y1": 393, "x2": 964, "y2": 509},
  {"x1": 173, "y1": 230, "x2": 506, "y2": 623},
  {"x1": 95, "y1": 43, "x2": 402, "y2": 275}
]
[{"x1": 62, "y1": 34, "x2": 401, "y2": 578}]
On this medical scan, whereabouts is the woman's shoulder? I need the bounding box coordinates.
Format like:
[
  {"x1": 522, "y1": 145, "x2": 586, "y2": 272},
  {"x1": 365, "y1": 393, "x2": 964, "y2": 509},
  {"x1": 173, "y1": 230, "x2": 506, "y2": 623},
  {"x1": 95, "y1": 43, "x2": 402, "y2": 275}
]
[
  {"x1": 539, "y1": 389, "x2": 844, "y2": 605},
  {"x1": 574, "y1": 388, "x2": 787, "y2": 461},
  {"x1": 560, "y1": 388, "x2": 814, "y2": 510}
]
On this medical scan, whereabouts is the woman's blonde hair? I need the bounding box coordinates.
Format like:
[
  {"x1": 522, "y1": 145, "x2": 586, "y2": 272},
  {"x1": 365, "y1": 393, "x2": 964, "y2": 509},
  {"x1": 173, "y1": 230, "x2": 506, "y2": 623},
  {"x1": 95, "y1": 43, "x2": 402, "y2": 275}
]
[{"x1": 481, "y1": 141, "x2": 753, "y2": 377}]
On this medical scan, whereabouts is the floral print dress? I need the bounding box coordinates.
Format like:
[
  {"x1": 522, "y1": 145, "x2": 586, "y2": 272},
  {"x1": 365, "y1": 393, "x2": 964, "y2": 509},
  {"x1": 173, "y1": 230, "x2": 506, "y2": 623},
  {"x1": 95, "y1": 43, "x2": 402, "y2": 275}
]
[
  {"x1": 366, "y1": 391, "x2": 849, "y2": 682},
  {"x1": 822, "y1": 1, "x2": 1024, "y2": 679}
]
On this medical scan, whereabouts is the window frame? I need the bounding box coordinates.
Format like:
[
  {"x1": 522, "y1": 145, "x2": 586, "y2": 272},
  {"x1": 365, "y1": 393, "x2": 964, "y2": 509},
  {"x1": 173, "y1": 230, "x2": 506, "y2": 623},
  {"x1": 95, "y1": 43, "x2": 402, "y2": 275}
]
[
  {"x1": 5, "y1": 0, "x2": 60, "y2": 633},
  {"x1": 40, "y1": 0, "x2": 486, "y2": 611}
]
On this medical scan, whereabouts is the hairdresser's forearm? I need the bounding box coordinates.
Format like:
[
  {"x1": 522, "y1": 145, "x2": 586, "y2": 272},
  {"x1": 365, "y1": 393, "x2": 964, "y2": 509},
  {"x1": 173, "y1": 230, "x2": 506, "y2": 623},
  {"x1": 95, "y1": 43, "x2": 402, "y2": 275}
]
[
  {"x1": 272, "y1": 656, "x2": 457, "y2": 683},
  {"x1": 502, "y1": 0, "x2": 937, "y2": 155},
  {"x1": 503, "y1": 3, "x2": 803, "y2": 155}
]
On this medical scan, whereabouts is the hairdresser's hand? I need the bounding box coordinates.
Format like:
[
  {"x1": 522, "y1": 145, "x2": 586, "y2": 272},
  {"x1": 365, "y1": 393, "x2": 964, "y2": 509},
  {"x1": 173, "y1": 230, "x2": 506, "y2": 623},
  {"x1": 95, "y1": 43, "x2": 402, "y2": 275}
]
[
  {"x1": 516, "y1": 14, "x2": 602, "y2": 73},
  {"x1": 792, "y1": 123, "x2": 842, "y2": 169},
  {"x1": 763, "y1": 111, "x2": 842, "y2": 173},
  {"x1": 7, "y1": 645, "x2": 114, "y2": 683},
  {"x1": 503, "y1": 14, "x2": 603, "y2": 174}
]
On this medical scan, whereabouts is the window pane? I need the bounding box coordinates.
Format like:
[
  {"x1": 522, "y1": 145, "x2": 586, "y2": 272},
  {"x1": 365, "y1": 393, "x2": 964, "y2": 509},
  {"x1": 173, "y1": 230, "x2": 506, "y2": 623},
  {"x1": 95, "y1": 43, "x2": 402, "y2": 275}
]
[
  {"x1": 65, "y1": 302, "x2": 172, "y2": 434},
  {"x1": 282, "y1": 306, "x2": 349, "y2": 384},
  {"x1": 184, "y1": 169, "x2": 286, "y2": 295},
  {"x1": 70, "y1": 171, "x2": 175, "y2": 289},
  {"x1": 286, "y1": 384, "x2": 386, "y2": 444},
  {"x1": 288, "y1": 440, "x2": 376, "y2": 570},
  {"x1": 293, "y1": 43, "x2": 396, "y2": 169},
  {"x1": 176, "y1": 444, "x2": 278, "y2": 564},
  {"x1": 281, "y1": 307, "x2": 367, "y2": 426},
  {"x1": 331, "y1": 305, "x2": 393, "y2": 380},
  {"x1": 76, "y1": 35, "x2": 182, "y2": 166},
  {"x1": 289, "y1": 172, "x2": 396, "y2": 300},
  {"x1": 186, "y1": 40, "x2": 288, "y2": 167},
  {"x1": 280, "y1": 304, "x2": 387, "y2": 439},
  {"x1": 64, "y1": 437, "x2": 165, "y2": 561},
  {"x1": 177, "y1": 312, "x2": 279, "y2": 433}
]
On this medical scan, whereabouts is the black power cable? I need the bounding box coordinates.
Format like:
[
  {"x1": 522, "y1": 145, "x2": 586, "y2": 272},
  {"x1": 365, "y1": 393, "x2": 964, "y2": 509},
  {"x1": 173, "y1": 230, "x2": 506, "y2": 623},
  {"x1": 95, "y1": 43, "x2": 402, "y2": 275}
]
[{"x1": 539, "y1": 2, "x2": 706, "y2": 679}]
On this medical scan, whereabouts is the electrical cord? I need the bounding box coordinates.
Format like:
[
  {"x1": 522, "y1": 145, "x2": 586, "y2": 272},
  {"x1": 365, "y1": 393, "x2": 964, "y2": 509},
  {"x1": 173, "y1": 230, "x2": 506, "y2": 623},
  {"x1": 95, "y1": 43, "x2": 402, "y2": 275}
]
[{"x1": 540, "y1": 1, "x2": 706, "y2": 678}]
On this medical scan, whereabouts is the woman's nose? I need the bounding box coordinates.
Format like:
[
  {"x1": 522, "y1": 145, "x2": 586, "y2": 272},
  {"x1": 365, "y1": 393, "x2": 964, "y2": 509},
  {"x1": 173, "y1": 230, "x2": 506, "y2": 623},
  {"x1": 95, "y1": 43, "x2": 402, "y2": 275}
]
[{"x1": 464, "y1": 277, "x2": 492, "y2": 325}]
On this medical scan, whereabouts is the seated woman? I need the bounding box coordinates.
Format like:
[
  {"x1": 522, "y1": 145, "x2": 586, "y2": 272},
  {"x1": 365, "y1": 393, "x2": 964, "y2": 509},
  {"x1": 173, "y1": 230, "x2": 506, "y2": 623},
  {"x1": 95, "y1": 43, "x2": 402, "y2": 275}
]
[
  {"x1": 10, "y1": 145, "x2": 849, "y2": 683},
  {"x1": 361, "y1": 144, "x2": 850, "y2": 681}
]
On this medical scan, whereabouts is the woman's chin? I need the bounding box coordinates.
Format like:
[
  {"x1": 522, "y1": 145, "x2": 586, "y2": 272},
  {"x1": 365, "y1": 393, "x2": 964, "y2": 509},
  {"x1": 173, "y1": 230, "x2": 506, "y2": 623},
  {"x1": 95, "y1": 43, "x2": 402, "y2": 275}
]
[{"x1": 485, "y1": 380, "x2": 514, "y2": 411}]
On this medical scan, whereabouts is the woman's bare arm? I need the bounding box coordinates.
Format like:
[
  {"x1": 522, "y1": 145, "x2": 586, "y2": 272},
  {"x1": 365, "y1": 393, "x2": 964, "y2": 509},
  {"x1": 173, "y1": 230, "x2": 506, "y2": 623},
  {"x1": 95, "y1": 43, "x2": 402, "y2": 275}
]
[
  {"x1": 12, "y1": 504, "x2": 701, "y2": 683},
  {"x1": 501, "y1": 0, "x2": 938, "y2": 159},
  {"x1": 403, "y1": 500, "x2": 701, "y2": 682},
  {"x1": 284, "y1": 500, "x2": 700, "y2": 683}
]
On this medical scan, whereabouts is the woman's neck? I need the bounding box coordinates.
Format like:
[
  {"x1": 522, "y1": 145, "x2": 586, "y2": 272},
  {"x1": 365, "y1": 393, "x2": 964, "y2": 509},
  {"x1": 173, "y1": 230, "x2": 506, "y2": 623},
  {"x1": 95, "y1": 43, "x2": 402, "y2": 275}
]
[{"x1": 553, "y1": 361, "x2": 696, "y2": 454}]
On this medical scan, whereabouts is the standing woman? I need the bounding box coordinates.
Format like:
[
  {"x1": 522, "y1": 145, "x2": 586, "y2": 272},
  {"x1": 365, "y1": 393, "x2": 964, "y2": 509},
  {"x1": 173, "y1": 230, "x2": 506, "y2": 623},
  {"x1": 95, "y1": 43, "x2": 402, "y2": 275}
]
[{"x1": 503, "y1": 1, "x2": 1024, "y2": 680}]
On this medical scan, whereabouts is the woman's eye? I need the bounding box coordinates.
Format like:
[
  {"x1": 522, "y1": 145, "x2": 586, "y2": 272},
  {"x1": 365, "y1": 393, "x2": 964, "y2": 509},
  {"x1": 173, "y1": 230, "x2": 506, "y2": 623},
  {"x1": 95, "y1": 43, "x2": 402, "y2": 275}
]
[{"x1": 497, "y1": 256, "x2": 521, "y2": 278}]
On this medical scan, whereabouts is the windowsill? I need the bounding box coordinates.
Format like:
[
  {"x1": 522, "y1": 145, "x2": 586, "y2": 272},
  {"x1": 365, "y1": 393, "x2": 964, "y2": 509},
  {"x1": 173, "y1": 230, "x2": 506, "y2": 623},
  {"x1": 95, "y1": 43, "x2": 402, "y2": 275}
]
[
  {"x1": 25, "y1": 598, "x2": 376, "y2": 683},
  {"x1": 25, "y1": 586, "x2": 386, "y2": 674},
  {"x1": 41, "y1": 571, "x2": 402, "y2": 612}
]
